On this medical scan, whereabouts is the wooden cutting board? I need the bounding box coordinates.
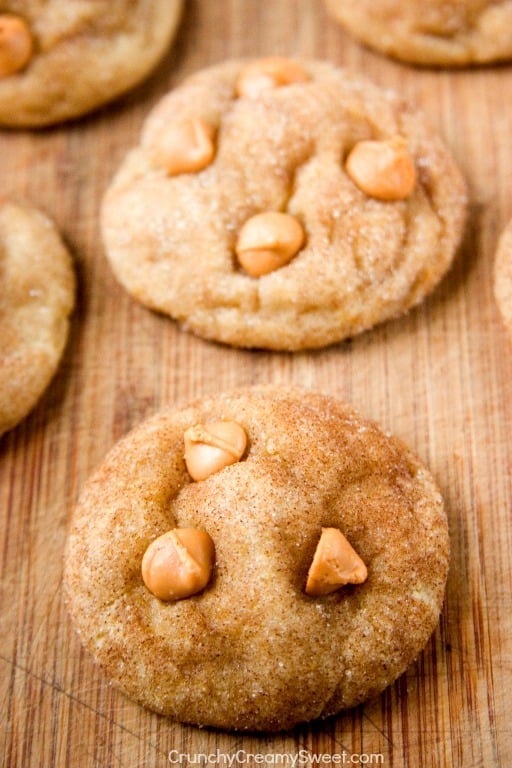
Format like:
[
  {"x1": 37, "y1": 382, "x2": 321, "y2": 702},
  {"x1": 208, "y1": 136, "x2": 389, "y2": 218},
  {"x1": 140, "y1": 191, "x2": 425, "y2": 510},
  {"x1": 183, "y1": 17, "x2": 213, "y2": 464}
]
[{"x1": 1, "y1": 2, "x2": 511, "y2": 766}]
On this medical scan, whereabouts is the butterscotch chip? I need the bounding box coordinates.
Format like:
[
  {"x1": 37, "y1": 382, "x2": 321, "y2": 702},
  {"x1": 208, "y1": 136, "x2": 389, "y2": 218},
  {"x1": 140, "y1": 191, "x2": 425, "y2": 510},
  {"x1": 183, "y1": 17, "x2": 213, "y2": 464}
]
[
  {"x1": 102, "y1": 58, "x2": 467, "y2": 351},
  {"x1": 141, "y1": 528, "x2": 215, "y2": 601},
  {"x1": 0, "y1": 1, "x2": 183, "y2": 127},
  {"x1": 184, "y1": 420, "x2": 248, "y2": 481},
  {"x1": 0, "y1": 14, "x2": 33, "y2": 77},
  {"x1": 345, "y1": 137, "x2": 417, "y2": 201},
  {"x1": 236, "y1": 56, "x2": 310, "y2": 98},
  {"x1": 150, "y1": 118, "x2": 216, "y2": 176},
  {"x1": 494, "y1": 218, "x2": 512, "y2": 335},
  {"x1": 305, "y1": 527, "x2": 368, "y2": 596},
  {"x1": 235, "y1": 211, "x2": 305, "y2": 277},
  {"x1": 0, "y1": 200, "x2": 75, "y2": 437},
  {"x1": 324, "y1": 0, "x2": 512, "y2": 66},
  {"x1": 64, "y1": 387, "x2": 449, "y2": 732}
]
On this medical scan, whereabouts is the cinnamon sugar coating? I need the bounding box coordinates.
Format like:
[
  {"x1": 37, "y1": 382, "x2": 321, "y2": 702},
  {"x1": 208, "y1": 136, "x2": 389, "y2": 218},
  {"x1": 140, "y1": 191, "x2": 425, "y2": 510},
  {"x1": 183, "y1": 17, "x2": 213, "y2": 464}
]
[
  {"x1": 324, "y1": 0, "x2": 512, "y2": 66},
  {"x1": 0, "y1": 200, "x2": 75, "y2": 437},
  {"x1": 0, "y1": 0, "x2": 182, "y2": 126},
  {"x1": 102, "y1": 58, "x2": 466, "y2": 350},
  {"x1": 64, "y1": 387, "x2": 449, "y2": 731}
]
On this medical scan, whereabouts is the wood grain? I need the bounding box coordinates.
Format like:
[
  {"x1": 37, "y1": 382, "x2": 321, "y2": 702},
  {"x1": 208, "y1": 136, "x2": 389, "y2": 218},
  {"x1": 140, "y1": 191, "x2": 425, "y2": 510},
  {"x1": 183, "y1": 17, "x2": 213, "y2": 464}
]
[{"x1": 1, "y1": 1, "x2": 511, "y2": 766}]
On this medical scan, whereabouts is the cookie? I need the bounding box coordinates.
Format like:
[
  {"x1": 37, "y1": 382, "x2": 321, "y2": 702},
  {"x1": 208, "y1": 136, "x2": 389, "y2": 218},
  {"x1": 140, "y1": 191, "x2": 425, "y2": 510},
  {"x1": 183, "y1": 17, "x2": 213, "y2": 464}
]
[
  {"x1": 64, "y1": 387, "x2": 450, "y2": 732},
  {"x1": 0, "y1": 1, "x2": 183, "y2": 127},
  {"x1": 101, "y1": 57, "x2": 467, "y2": 351},
  {"x1": 0, "y1": 200, "x2": 75, "y2": 437},
  {"x1": 324, "y1": 0, "x2": 512, "y2": 66},
  {"x1": 494, "y1": 218, "x2": 512, "y2": 335}
]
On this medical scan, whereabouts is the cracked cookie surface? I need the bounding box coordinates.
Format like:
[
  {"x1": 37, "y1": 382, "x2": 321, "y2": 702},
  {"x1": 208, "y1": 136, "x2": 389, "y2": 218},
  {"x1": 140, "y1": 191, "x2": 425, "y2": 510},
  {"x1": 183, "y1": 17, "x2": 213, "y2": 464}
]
[
  {"x1": 64, "y1": 386, "x2": 449, "y2": 731},
  {"x1": 0, "y1": 200, "x2": 75, "y2": 437},
  {"x1": 324, "y1": 0, "x2": 512, "y2": 66},
  {"x1": 102, "y1": 58, "x2": 467, "y2": 351},
  {"x1": 0, "y1": 0, "x2": 183, "y2": 126}
]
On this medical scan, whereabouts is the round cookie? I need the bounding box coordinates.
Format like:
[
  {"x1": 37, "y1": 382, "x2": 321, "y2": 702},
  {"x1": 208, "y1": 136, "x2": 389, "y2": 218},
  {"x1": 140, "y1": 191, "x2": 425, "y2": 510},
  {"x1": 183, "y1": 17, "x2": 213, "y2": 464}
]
[
  {"x1": 101, "y1": 57, "x2": 467, "y2": 351},
  {"x1": 0, "y1": 1, "x2": 183, "y2": 127},
  {"x1": 64, "y1": 387, "x2": 450, "y2": 732},
  {"x1": 0, "y1": 200, "x2": 75, "y2": 437},
  {"x1": 324, "y1": 0, "x2": 512, "y2": 67},
  {"x1": 494, "y1": 218, "x2": 512, "y2": 335}
]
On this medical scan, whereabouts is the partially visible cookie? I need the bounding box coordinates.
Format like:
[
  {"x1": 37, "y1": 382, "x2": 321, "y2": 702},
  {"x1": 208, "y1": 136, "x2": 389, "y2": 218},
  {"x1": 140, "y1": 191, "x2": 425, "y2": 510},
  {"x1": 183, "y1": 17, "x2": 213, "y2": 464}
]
[
  {"x1": 101, "y1": 57, "x2": 467, "y2": 351},
  {"x1": 324, "y1": 0, "x2": 512, "y2": 66},
  {"x1": 64, "y1": 386, "x2": 449, "y2": 732},
  {"x1": 0, "y1": 1, "x2": 183, "y2": 127},
  {"x1": 0, "y1": 200, "x2": 75, "y2": 437},
  {"x1": 494, "y1": 218, "x2": 512, "y2": 335}
]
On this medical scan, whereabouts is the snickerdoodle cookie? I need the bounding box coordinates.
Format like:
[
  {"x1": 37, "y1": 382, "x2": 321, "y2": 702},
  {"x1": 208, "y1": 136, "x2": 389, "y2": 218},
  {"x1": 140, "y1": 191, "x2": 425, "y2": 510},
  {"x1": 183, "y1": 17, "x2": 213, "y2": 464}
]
[
  {"x1": 0, "y1": 1, "x2": 183, "y2": 126},
  {"x1": 324, "y1": 0, "x2": 512, "y2": 66},
  {"x1": 101, "y1": 57, "x2": 467, "y2": 351},
  {"x1": 494, "y1": 218, "x2": 512, "y2": 335},
  {"x1": 64, "y1": 387, "x2": 449, "y2": 732},
  {"x1": 0, "y1": 200, "x2": 75, "y2": 437}
]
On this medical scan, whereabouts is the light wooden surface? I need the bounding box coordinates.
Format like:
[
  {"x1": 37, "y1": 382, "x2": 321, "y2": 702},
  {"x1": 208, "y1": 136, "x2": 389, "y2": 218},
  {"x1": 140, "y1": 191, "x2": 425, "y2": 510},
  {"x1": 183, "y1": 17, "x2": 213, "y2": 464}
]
[{"x1": 1, "y1": 2, "x2": 511, "y2": 766}]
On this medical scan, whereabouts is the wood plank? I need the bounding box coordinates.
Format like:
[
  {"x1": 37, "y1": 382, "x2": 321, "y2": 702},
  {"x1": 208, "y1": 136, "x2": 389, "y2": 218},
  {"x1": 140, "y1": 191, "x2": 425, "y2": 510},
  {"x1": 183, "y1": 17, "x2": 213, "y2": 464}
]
[{"x1": 1, "y1": 1, "x2": 511, "y2": 766}]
